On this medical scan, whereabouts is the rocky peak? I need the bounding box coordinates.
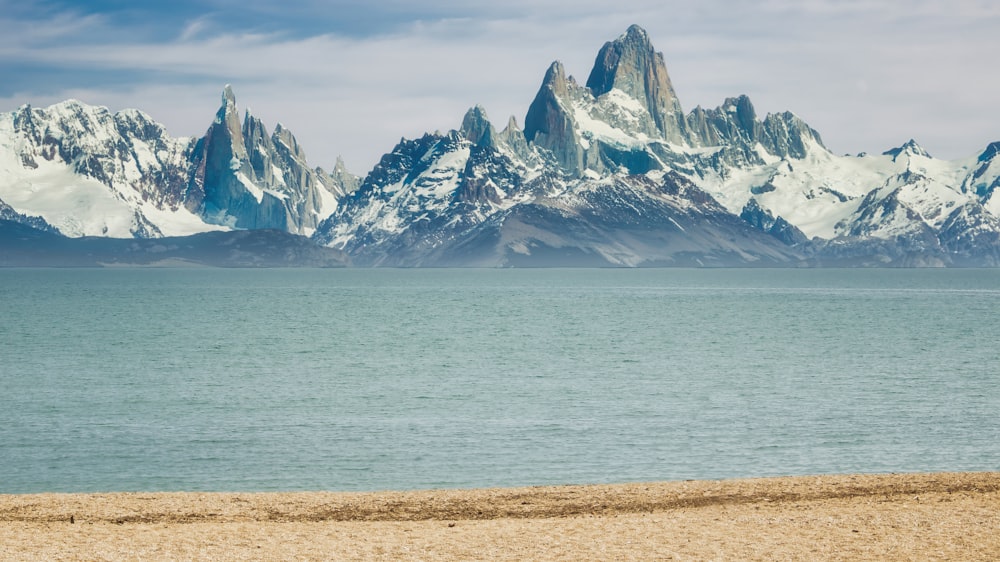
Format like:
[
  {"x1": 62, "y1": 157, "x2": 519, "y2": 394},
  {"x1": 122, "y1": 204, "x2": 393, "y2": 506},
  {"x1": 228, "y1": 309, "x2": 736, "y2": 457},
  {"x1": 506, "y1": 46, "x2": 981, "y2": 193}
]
[
  {"x1": 113, "y1": 108, "x2": 166, "y2": 142},
  {"x1": 497, "y1": 116, "x2": 533, "y2": 163},
  {"x1": 686, "y1": 95, "x2": 825, "y2": 164},
  {"x1": 977, "y1": 141, "x2": 1000, "y2": 163},
  {"x1": 523, "y1": 61, "x2": 573, "y2": 145},
  {"x1": 242, "y1": 110, "x2": 277, "y2": 185},
  {"x1": 0, "y1": 197, "x2": 60, "y2": 234},
  {"x1": 586, "y1": 25, "x2": 653, "y2": 97},
  {"x1": 539, "y1": 61, "x2": 571, "y2": 101},
  {"x1": 759, "y1": 111, "x2": 824, "y2": 159},
  {"x1": 724, "y1": 96, "x2": 758, "y2": 135},
  {"x1": 210, "y1": 85, "x2": 248, "y2": 162},
  {"x1": 883, "y1": 139, "x2": 931, "y2": 161},
  {"x1": 272, "y1": 123, "x2": 305, "y2": 161},
  {"x1": 332, "y1": 156, "x2": 361, "y2": 194},
  {"x1": 459, "y1": 105, "x2": 496, "y2": 147},
  {"x1": 584, "y1": 24, "x2": 687, "y2": 144},
  {"x1": 740, "y1": 198, "x2": 809, "y2": 246},
  {"x1": 966, "y1": 142, "x2": 1000, "y2": 201},
  {"x1": 243, "y1": 110, "x2": 273, "y2": 151},
  {"x1": 524, "y1": 61, "x2": 583, "y2": 174},
  {"x1": 688, "y1": 95, "x2": 761, "y2": 147},
  {"x1": 186, "y1": 85, "x2": 348, "y2": 233},
  {"x1": 218, "y1": 85, "x2": 237, "y2": 121}
]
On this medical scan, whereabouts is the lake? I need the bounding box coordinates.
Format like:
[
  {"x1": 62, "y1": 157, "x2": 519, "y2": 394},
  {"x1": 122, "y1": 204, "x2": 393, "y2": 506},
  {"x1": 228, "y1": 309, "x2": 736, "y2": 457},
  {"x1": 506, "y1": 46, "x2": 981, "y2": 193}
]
[{"x1": 1, "y1": 268, "x2": 998, "y2": 493}]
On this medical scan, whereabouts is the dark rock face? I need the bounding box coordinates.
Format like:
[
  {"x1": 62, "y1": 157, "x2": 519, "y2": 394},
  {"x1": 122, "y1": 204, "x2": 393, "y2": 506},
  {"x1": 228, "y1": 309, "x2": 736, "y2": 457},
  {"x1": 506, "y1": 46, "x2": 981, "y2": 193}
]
[
  {"x1": 740, "y1": 198, "x2": 809, "y2": 246},
  {"x1": 496, "y1": 116, "x2": 533, "y2": 163},
  {"x1": 966, "y1": 143, "x2": 1000, "y2": 202},
  {"x1": 686, "y1": 97, "x2": 825, "y2": 164},
  {"x1": 524, "y1": 62, "x2": 584, "y2": 175},
  {"x1": 186, "y1": 87, "x2": 284, "y2": 230},
  {"x1": 459, "y1": 105, "x2": 497, "y2": 147},
  {"x1": 585, "y1": 24, "x2": 688, "y2": 145},
  {"x1": 0, "y1": 198, "x2": 60, "y2": 234},
  {"x1": 457, "y1": 144, "x2": 520, "y2": 205}
]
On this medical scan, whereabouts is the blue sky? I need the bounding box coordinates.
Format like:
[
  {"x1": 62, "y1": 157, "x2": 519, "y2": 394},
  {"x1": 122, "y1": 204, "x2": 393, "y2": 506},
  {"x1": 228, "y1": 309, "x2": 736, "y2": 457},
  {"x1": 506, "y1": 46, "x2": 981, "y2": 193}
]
[{"x1": 2, "y1": 0, "x2": 998, "y2": 173}]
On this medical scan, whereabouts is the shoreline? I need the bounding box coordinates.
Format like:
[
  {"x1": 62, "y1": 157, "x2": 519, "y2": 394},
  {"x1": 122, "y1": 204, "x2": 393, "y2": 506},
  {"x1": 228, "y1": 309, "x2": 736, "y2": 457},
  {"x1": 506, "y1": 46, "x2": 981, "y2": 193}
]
[{"x1": 3, "y1": 472, "x2": 999, "y2": 560}]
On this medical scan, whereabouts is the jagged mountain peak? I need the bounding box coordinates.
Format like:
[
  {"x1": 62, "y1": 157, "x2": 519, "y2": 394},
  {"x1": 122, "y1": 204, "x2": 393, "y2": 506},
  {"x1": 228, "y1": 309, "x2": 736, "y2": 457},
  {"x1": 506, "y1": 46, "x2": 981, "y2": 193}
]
[
  {"x1": 623, "y1": 23, "x2": 651, "y2": 42},
  {"x1": 272, "y1": 123, "x2": 302, "y2": 156},
  {"x1": 334, "y1": 155, "x2": 349, "y2": 172},
  {"x1": 584, "y1": 24, "x2": 687, "y2": 144},
  {"x1": 586, "y1": 25, "x2": 657, "y2": 96},
  {"x1": 523, "y1": 59, "x2": 582, "y2": 173},
  {"x1": 721, "y1": 95, "x2": 754, "y2": 114},
  {"x1": 215, "y1": 85, "x2": 240, "y2": 126},
  {"x1": 185, "y1": 85, "x2": 349, "y2": 234},
  {"x1": 0, "y1": 84, "x2": 351, "y2": 242},
  {"x1": 213, "y1": 88, "x2": 242, "y2": 148},
  {"x1": 721, "y1": 95, "x2": 758, "y2": 133},
  {"x1": 242, "y1": 108, "x2": 268, "y2": 136},
  {"x1": 222, "y1": 84, "x2": 236, "y2": 106},
  {"x1": 459, "y1": 104, "x2": 496, "y2": 146},
  {"x1": 883, "y1": 139, "x2": 931, "y2": 160},
  {"x1": 539, "y1": 61, "x2": 570, "y2": 98},
  {"x1": 519, "y1": 25, "x2": 830, "y2": 178}
]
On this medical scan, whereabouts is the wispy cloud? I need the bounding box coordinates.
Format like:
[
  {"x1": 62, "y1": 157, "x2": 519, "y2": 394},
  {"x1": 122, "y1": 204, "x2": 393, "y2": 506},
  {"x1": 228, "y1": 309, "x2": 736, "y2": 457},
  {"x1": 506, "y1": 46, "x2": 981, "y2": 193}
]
[{"x1": 1, "y1": 1, "x2": 997, "y2": 171}]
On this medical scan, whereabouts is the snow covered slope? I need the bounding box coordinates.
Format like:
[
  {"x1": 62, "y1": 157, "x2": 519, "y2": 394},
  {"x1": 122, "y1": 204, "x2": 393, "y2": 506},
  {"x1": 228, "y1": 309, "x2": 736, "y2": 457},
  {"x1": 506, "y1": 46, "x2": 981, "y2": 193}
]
[
  {"x1": 315, "y1": 90, "x2": 803, "y2": 266},
  {"x1": 0, "y1": 101, "x2": 206, "y2": 237},
  {"x1": 0, "y1": 87, "x2": 355, "y2": 238},
  {"x1": 314, "y1": 24, "x2": 1000, "y2": 266}
]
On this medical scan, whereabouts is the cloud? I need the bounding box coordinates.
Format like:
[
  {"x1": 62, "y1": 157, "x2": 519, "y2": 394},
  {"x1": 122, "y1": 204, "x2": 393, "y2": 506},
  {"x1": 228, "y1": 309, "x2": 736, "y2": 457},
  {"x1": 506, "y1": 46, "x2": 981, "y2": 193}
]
[{"x1": 1, "y1": 1, "x2": 998, "y2": 172}]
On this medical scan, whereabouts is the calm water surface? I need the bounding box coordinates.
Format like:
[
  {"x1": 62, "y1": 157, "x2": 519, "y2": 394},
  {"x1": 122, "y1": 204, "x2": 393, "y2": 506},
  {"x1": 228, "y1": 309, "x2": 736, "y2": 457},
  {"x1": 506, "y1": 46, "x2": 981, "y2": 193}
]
[{"x1": 1, "y1": 268, "x2": 998, "y2": 493}]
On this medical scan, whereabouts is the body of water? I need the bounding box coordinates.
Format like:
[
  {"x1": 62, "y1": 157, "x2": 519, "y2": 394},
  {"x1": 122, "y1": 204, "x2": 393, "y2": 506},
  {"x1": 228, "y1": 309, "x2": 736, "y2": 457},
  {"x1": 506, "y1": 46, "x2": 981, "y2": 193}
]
[{"x1": 1, "y1": 268, "x2": 998, "y2": 493}]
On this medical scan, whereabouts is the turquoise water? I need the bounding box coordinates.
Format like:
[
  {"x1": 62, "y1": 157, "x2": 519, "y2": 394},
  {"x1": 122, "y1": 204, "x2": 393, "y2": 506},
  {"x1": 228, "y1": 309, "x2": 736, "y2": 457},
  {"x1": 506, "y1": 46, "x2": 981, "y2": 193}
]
[{"x1": 1, "y1": 268, "x2": 998, "y2": 493}]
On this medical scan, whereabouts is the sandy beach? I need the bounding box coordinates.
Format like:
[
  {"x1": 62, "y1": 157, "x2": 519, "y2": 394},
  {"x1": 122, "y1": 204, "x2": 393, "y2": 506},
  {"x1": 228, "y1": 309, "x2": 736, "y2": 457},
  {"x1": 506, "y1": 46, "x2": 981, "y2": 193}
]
[{"x1": 2, "y1": 472, "x2": 998, "y2": 560}]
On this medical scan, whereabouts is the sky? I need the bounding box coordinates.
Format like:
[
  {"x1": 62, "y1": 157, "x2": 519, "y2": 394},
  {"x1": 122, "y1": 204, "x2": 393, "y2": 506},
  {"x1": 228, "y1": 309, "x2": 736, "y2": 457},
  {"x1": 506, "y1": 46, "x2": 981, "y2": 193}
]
[{"x1": 1, "y1": 0, "x2": 998, "y2": 175}]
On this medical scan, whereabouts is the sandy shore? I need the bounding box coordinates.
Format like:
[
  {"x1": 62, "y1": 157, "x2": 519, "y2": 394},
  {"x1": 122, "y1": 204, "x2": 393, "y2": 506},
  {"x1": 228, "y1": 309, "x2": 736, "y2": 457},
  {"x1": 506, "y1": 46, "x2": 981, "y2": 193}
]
[{"x1": 2, "y1": 472, "x2": 998, "y2": 560}]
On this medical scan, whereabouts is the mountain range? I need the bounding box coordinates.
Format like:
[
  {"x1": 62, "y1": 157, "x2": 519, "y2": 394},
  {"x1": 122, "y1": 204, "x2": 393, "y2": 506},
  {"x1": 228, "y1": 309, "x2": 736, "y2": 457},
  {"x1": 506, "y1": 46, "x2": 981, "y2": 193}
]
[{"x1": 2, "y1": 25, "x2": 999, "y2": 267}]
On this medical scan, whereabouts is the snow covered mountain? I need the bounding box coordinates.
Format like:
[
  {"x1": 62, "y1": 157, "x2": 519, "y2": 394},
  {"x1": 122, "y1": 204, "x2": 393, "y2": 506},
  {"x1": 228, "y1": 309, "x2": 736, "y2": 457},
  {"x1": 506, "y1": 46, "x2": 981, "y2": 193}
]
[
  {"x1": 314, "y1": 25, "x2": 1000, "y2": 266},
  {"x1": 313, "y1": 108, "x2": 802, "y2": 267},
  {"x1": 0, "y1": 86, "x2": 354, "y2": 239},
  {"x1": 3, "y1": 25, "x2": 999, "y2": 266},
  {"x1": 186, "y1": 86, "x2": 351, "y2": 235}
]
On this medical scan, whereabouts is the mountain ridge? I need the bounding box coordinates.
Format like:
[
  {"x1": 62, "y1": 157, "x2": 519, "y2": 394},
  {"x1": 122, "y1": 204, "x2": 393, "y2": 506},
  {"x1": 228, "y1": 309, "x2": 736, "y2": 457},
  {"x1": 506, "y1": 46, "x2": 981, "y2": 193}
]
[{"x1": 2, "y1": 25, "x2": 999, "y2": 266}]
